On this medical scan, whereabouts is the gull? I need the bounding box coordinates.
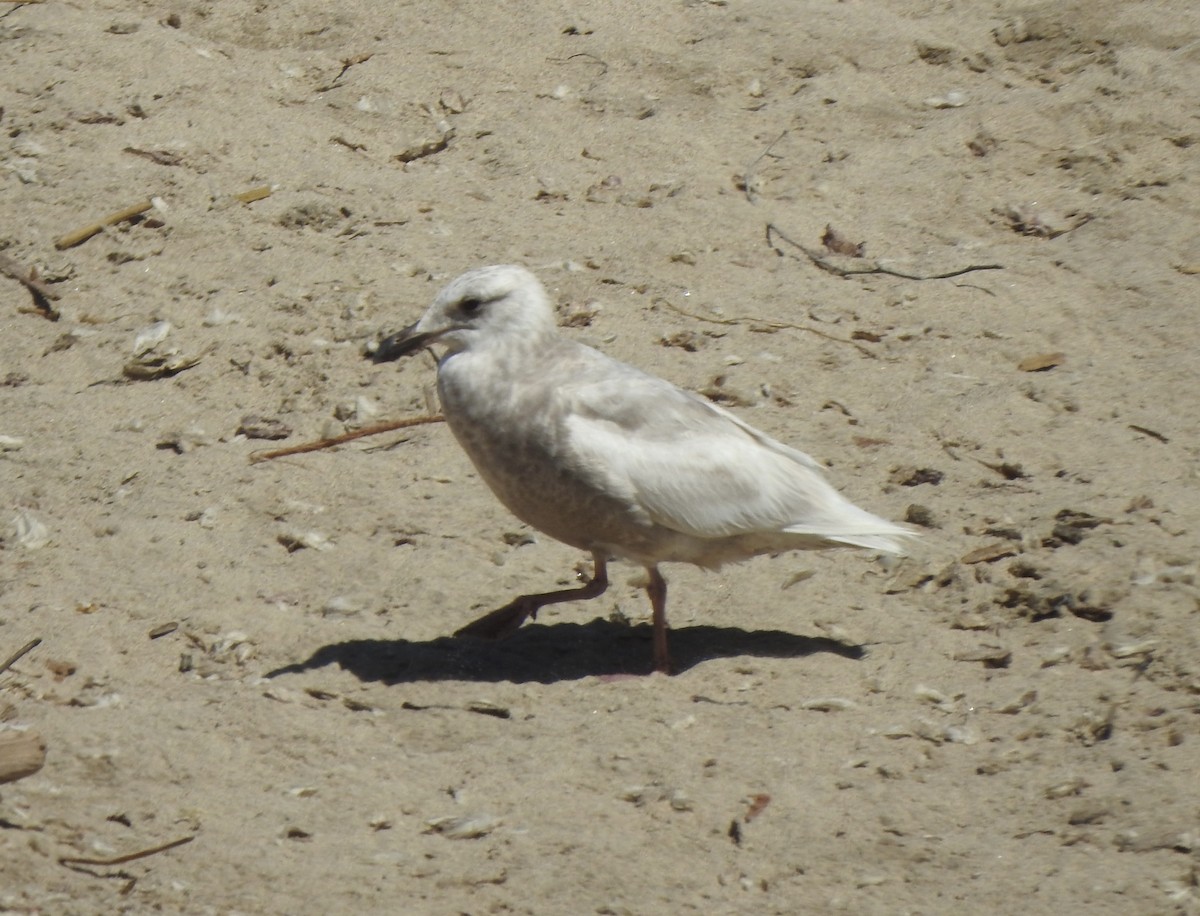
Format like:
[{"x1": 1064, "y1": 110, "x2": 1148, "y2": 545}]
[{"x1": 374, "y1": 265, "x2": 915, "y2": 674}]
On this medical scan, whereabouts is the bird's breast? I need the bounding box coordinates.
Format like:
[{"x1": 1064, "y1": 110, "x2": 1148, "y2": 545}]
[{"x1": 434, "y1": 353, "x2": 660, "y2": 555}]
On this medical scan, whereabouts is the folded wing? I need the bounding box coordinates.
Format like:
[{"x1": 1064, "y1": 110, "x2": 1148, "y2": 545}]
[{"x1": 558, "y1": 370, "x2": 912, "y2": 552}]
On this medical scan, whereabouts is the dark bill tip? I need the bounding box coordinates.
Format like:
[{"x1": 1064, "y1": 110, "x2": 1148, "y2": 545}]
[{"x1": 370, "y1": 322, "x2": 434, "y2": 363}]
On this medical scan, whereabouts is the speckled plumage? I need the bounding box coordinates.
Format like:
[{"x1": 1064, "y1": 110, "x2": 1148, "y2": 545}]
[{"x1": 378, "y1": 265, "x2": 915, "y2": 672}]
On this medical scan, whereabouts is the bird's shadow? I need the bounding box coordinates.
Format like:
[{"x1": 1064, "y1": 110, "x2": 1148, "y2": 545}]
[{"x1": 265, "y1": 618, "x2": 864, "y2": 685}]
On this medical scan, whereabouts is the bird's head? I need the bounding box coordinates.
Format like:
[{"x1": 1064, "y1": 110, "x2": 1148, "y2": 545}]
[{"x1": 372, "y1": 264, "x2": 556, "y2": 362}]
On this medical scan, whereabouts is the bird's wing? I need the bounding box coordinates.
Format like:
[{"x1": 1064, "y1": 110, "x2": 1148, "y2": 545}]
[{"x1": 556, "y1": 364, "x2": 900, "y2": 544}]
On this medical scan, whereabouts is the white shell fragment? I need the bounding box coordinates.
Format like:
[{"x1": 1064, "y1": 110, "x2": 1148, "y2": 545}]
[
  {"x1": 322, "y1": 596, "x2": 364, "y2": 618},
  {"x1": 424, "y1": 814, "x2": 502, "y2": 840},
  {"x1": 203, "y1": 307, "x2": 241, "y2": 327},
  {"x1": 1107, "y1": 638, "x2": 1157, "y2": 659},
  {"x1": 924, "y1": 90, "x2": 967, "y2": 109},
  {"x1": 11, "y1": 508, "x2": 51, "y2": 549},
  {"x1": 914, "y1": 684, "x2": 954, "y2": 710},
  {"x1": 133, "y1": 320, "x2": 172, "y2": 355},
  {"x1": 668, "y1": 789, "x2": 693, "y2": 812},
  {"x1": 278, "y1": 528, "x2": 334, "y2": 552}
]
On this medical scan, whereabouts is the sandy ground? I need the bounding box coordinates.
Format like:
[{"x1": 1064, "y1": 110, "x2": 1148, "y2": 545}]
[{"x1": 2, "y1": 1, "x2": 1199, "y2": 913}]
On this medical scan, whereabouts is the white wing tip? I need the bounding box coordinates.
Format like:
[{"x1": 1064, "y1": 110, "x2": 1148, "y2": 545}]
[
  {"x1": 826, "y1": 532, "x2": 916, "y2": 554},
  {"x1": 787, "y1": 522, "x2": 922, "y2": 555}
]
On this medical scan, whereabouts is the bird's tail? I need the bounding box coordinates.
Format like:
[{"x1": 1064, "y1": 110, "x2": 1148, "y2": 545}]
[
  {"x1": 823, "y1": 531, "x2": 915, "y2": 554},
  {"x1": 783, "y1": 512, "x2": 920, "y2": 555}
]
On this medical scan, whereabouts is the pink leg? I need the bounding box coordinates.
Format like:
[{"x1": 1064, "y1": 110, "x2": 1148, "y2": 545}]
[
  {"x1": 645, "y1": 566, "x2": 672, "y2": 675},
  {"x1": 455, "y1": 551, "x2": 609, "y2": 639}
]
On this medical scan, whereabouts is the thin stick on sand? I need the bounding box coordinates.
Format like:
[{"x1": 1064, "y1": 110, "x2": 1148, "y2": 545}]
[
  {"x1": 58, "y1": 835, "x2": 195, "y2": 869},
  {"x1": 0, "y1": 638, "x2": 41, "y2": 677},
  {"x1": 249, "y1": 415, "x2": 444, "y2": 463},
  {"x1": 55, "y1": 199, "x2": 154, "y2": 250}
]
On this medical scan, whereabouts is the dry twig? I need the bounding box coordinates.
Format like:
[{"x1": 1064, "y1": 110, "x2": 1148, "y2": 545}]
[
  {"x1": 59, "y1": 835, "x2": 195, "y2": 871},
  {"x1": 316, "y1": 53, "x2": 373, "y2": 92},
  {"x1": 249, "y1": 415, "x2": 444, "y2": 463},
  {"x1": 0, "y1": 638, "x2": 41, "y2": 678},
  {"x1": 657, "y1": 299, "x2": 878, "y2": 359},
  {"x1": 55, "y1": 199, "x2": 154, "y2": 250},
  {"x1": 766, "y1": 223, "x2": 1003, "y2": 280}
]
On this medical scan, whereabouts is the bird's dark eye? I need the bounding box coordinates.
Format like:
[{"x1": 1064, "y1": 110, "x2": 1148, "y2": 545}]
[{"x1": 459, "y1": 297, "x2": 484, "y2": 315}]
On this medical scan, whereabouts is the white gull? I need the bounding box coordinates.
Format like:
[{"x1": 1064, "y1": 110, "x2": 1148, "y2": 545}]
[{"x1": 375, "y1": 265, "x2": 916, "y2": 673}]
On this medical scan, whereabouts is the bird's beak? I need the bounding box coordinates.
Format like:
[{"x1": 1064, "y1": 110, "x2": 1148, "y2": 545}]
[{"x1": 371, "y1": 321, "x2": 436, "y2": 363}]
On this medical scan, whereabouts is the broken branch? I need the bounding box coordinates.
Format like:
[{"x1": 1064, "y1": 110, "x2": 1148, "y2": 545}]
[
  {"x1": 767, "y1": 223, "x2": 1003, "y2": 280},
  {"x1": 59, "y1": 835, "x2": 194, "y2": 870},
  {"x1": 656, "y1": 299, "x2": 878, "y2": 359},
  {"x1": 55, "y1": 199, "x2": 154, "y2": 250},
  {"x1": 249, "y1": 415, "x2": 445, "y2": 463},
  {"x1": 0, "y1": 638, "x2": 41, "y2": 677}
]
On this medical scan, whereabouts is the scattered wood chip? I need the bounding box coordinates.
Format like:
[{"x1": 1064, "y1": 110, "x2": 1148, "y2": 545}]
[
  {"x1": 424, "y1": 814, "x2": 502, "y2": 840},
  {"x1": 660, "y1": 330, "x2": 703, "y2": 351},
  {"x1": 1017, "y1": 352, "x2": 1065, "y2": 372},
  {"x1": 978, "y1": 459, "x2": 1028, "y2": 480},
  {"x1": 997, "y1": 205, "x2": 1092, "y2": 239},
  {"x1": 850, "y1": 329, "x2": 884, "y2": 342},
  {"x1": 234, "y1": 185, "x2": 272, "y2": 204},
  {"x1": 1, "y1": 253, "x2": 61, "y2": 317},
  {"x1": 1044, "y1": 777, "x2": 1089, "y2": 801},
  {"x1": 122, "y1": 352, "x2": 201, "y2": 380},
  {"x1": 890, "y1": 466, "x2": 944, "y2": 487},
  {"x1": 0, "y1": 730, "x2": 46, "y2": 784},
  {"x1": 821, "y1": 224, "x2": 865, "y2": 257},
  {"x1": 1114, "y1": 826, "x2": 1198, "y2": 853},
  {"x1": 953, "y1": 645, "x2": 1012, "y2": 668},
  {"x1": 73, "y1": 110, "x2": 125, "y2": 125},
  {"x1": 1068, "y1": 802, "x2": 1111, "y2": 826},
  {"x1": 852, "y1": 435, "x2": 891, "y2": 449},
  {"x1": 1127, "y1": 424, "x2": 1168, "y2": 444},
  {"x1": 123, "y1": 147, "x2": 183, "y2": 166},
  {"x1": 961, "y1": 542, "x2": 1019, "y2": 564},
  {"x1": 904, "y1": 504, "x2": 936, "y2": 527},
  {"x1": 395, "y1": 129, "x2": 454, "y2": 164},
  {"x1": 1044, "y1": 509, "x2": 1108, "y2": 548},
  {"x1": 438, "y1": 88, "x2": 469, "y2": 114},
  {"x1": 997, "y1": 689, "x2": 1038, "y2": 714},
  {"x1": 44, "y1": 658, "x2": 76, "y2": 680},
  {"x1": 465, "y1": 700, "x2": 511, "y2": 719},
  {"x1": 237, "y1": 415, "x2": 292, "y2": 441},
  {"x1": 148, "y1": 622, "x2": 178, "y2": 639},
  {"x1": 743, "y1": 793, "x2": 771, "y2": 823}
]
